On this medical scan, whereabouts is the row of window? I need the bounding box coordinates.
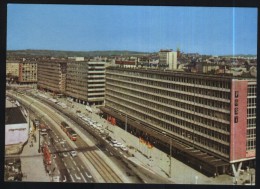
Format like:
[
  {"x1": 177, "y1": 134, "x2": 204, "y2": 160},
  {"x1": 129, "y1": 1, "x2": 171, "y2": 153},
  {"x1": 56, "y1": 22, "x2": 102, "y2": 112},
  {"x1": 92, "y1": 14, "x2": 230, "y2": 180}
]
[
  {"x1": 107, "y1": 87, "x2": 230, "y2": 124},
  {"x1": 246, "y1": 139, "x2": 256, "y2": 150},
  {"x1": 247, "y1": 108, "x2": 256, "y2": 117},
  {"x1": 247, "y1": 85, "x2": 257, "y2": 96},
  {"x1": 247, "y1": 97, "x2": 256, "y2": 107},
  {"x1": 108, "y1": 69, "x2": 231, "y2": 88},
  {"x1": 107, "y1": 79, "x2": 230, "y2": 111},
  {"x1": 106, "y1": 100, "x2": 230, "y2": 158},
  {"x1": 107, "y1": 94, "x2": 230, "y2": 142}
]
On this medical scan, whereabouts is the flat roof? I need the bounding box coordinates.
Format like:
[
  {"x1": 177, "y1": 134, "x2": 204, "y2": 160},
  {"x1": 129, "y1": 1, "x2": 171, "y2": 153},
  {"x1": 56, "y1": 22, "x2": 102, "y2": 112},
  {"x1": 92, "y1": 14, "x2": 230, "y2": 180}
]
[
  {"x1": 107, "y1": 66, "x2": 256, "y2": 81},
  {"x1": 5, "y1": 107, "x2": 27, "y2": 125}
]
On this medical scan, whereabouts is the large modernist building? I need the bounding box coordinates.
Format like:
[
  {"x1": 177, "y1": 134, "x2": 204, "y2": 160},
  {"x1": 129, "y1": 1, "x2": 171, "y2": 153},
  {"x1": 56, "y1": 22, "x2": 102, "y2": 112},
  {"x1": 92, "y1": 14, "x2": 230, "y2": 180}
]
[
  {"x1": 37, "y1": 60, "x2": 67, "y2": 94},
  {"x1": 66, "y1": 61, "x2": 105, "y2": 106},
  {"x1": 102, "y1": 66, "x2": 256, "y2": 176}
]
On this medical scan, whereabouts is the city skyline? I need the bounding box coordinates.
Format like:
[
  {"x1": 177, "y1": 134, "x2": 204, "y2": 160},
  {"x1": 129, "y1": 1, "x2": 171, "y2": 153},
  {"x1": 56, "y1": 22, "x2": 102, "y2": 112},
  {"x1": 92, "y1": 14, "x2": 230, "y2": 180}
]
[{"x1": 7, "y1": 4, "x2": 257, "y2": 56}]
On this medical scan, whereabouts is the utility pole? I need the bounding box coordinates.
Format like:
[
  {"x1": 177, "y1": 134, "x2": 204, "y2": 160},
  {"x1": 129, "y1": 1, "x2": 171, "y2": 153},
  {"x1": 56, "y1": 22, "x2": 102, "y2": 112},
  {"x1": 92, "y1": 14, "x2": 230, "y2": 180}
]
[
  {"x1": 125, "y1": 114, "x2": 128, "y2": 133},
  {"x1": 169, "y1": 139, "x2": 172, "y2": 178}
]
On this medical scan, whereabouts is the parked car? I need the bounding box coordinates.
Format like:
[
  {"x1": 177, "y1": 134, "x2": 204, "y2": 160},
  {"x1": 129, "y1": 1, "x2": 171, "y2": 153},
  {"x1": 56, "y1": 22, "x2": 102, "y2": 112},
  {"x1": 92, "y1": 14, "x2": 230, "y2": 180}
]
[
  {"x1": 113, "y1": 142, "x2": 123, "y2": 148},
  {"x1": 53, "y1": 176, "x2": 60, "y2": 182},
  {"x1": 111, "y1": 139, "x2": 117, "y2": 144},
  {"x1": 120, "y1": 146, "x2": 129, "y2": 152},
  {"x1": 70, "y1": 151, "x2": 77, "y2": 157}
]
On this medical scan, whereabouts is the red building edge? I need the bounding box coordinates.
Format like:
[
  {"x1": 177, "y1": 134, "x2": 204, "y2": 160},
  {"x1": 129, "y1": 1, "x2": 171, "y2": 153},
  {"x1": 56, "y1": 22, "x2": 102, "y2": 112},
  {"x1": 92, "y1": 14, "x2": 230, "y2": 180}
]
[{"x1": 230, "y1": 80, "x2": 255, "y2": 163}]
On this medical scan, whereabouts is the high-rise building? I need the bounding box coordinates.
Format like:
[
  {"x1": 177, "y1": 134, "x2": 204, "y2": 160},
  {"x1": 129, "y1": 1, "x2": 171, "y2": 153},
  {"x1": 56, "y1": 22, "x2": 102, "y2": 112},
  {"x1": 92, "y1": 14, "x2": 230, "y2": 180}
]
[
  {"x1": 66, "y1": 61, "x2": 105, "y2": 106},
  {"x1": 37, "y1": 61, "x2": 67, "y2": 94},
  {"x1": 159, "y1": 49, "x2": 177, "y2": 70},
  {"x1": 102, "y1": 66, "x2": 256, "y2": 176},
  {"x1": 17, "y1": 61, "x2": 37, "y2": 84}
]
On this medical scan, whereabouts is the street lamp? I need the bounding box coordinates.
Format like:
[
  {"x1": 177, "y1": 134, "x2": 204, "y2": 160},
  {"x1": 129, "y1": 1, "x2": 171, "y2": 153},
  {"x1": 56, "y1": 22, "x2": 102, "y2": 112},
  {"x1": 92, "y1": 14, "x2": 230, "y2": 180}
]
[
  {"x1": 125, "y1": 114, "x2": 127, "y2": 133},
  {"x1": 37, "y1": 114, "x2": 45, "y2": 153},
  {"x1": 162, "y1": 132, "x2": 172, "y2": 178}
]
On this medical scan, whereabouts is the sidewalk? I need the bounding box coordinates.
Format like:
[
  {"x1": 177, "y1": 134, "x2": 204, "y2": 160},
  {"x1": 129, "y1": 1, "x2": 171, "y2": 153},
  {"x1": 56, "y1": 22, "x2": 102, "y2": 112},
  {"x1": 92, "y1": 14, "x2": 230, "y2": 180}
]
[{"x1": 20, "y1": 120, "x2": 51, "y2": 182}]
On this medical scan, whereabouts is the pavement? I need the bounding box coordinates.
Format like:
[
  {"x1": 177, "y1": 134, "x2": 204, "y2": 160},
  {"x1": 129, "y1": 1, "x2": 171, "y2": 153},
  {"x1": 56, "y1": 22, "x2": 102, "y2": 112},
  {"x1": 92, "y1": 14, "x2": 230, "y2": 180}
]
[{"x1": 19, "y1": 118, "x2": 51, "y2": 182}]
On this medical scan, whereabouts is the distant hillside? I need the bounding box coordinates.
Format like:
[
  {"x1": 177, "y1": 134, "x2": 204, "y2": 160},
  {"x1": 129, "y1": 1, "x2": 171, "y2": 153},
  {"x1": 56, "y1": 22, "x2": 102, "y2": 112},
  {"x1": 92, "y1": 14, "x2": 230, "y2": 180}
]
[
  {"x1": 221, "y1": 54, "x2": 257, "y2": 58},
  {"x1": 7, "y1": 49, "x2": 152, "y2": 57}
]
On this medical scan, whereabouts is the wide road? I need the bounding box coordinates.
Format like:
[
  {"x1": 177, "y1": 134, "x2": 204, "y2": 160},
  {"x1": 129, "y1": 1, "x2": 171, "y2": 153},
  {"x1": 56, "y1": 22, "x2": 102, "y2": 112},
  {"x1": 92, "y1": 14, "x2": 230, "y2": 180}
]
[{"x1": 6, "y1": 90, "x2": 124, "y2": 183}]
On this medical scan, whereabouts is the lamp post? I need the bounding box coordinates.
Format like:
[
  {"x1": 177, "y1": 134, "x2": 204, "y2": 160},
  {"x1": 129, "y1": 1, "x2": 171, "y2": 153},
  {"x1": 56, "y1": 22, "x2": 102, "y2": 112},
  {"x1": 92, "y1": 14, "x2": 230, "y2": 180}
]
[
  {"x1": 37, "y1": 114, "x2": 45, "y2": 153},
  {"x1": 162, "y1": 132, "x2": 172, "y2": 178},
  {"x1": 125, "y1": 114, "x2": 128, "y2": 133}
]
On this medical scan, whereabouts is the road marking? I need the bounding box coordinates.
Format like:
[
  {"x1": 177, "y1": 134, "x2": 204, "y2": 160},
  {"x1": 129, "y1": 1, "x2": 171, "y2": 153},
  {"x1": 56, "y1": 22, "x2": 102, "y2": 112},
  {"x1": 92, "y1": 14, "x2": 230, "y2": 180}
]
[
  {"x1": 119, "y1": 151, "x2": 123, "y2": 155},
  {"x1": 85, "y1": 172, "x2": 92, "y2": 178},
  {"x1": 64, "y1": 162, "x2": 67, "y2": 167},
  {"x1": 75, "y1": 173, "x2": 81, "y2": 180},
  {"x1": 81, "y1": 165, "x2": 85, "y2": 170},
  {"x1": 80, "y1": 172, "x2": 87, "y2": 183},
  {"x1": 63, "y1": 175, "x2": 67, "y2": 182},
  {"x1": 68, "y1": 169, "x2": 70, "y2": 173},
  {"x1": 72, "y1": 160, "x2": 77, "y2": 166},
  {"x1": 77, "y1": 167, "x2": 80, "y2": 172},
  {"x1": 70, "y1": 174, "x2": 75, "y2": 182}
]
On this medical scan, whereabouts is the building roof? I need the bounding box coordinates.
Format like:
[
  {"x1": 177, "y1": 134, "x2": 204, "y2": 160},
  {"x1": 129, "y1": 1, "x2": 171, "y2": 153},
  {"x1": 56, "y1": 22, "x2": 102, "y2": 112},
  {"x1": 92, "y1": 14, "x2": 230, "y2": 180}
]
[{"x1": 5, "y1": 107, "x2": 27, "y2": 125}]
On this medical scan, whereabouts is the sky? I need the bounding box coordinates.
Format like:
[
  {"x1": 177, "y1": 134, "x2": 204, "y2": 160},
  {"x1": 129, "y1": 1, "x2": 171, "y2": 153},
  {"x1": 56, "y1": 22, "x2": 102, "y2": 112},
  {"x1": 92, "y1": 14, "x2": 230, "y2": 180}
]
[{"x1": 7, "y1": 4, "x2": 258, "y2": 56}]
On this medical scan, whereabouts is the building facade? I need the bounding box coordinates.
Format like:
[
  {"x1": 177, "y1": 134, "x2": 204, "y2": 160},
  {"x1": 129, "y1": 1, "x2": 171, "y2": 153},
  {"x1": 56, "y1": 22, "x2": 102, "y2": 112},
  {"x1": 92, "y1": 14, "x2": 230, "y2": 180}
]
[
  {"x1": 17, "y1": 62, "x2": 37, "y2": 84},
  {"x1": 6, "y1": 62, "x2": 20, "y2": 77},
  {"x1": 103, "y1": 66, "x2": 256, "y2": 176},
  {"x1": 159, "y1": 49, "x2": 177, "y2": 70},
  {"x1": 37, "y1": 61, "x2": 67, "y2": 94},
  {"x1": 5, "y1": 99, "x2": 29, "y2": 155},
  {"x1": 66, "y1": 61, "x2": 105, "y2": 106}
]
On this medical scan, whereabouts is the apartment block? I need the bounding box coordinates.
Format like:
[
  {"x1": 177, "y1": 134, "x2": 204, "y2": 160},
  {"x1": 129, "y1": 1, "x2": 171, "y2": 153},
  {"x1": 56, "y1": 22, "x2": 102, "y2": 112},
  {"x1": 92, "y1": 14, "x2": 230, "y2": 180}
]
[
  {"x1": 6, "y1": 61, "x2": 20, "y2": 77},
  {"x1": 66, "y1": 61, "x2": 105, "y2": 106},
  {"x1": 102, "y1": 66, "x2": 256, "y2": 176},
  {"x1": 37, "y1": 61, "x2": 67, "y2": 94},
  {"x1": 18, "y1": 62, "x2": 37, "y2": 84}
]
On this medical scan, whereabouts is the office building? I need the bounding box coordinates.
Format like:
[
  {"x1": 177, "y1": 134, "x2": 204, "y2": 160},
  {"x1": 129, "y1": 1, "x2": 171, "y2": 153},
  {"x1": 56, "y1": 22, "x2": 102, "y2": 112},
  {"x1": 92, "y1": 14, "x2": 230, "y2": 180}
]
[
  {"x1": 159, "y1": 49, "x2": 177, "y2": 70},
  {"x1": 37, "y1": 61, "x2": 67, "y2": 94},
  {"x1": 102, "y1": 66, "x2": 256, "y2": 176},
  {"x1": 66, "y1": 61, "x2": 105, "y2": 106}
]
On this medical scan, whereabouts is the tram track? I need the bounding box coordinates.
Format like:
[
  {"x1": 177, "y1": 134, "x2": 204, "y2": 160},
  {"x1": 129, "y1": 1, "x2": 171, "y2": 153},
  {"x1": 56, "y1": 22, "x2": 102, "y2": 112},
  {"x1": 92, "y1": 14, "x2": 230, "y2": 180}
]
[{"x1": 7, "y1": 91, "x2": 123, "y2": 183}]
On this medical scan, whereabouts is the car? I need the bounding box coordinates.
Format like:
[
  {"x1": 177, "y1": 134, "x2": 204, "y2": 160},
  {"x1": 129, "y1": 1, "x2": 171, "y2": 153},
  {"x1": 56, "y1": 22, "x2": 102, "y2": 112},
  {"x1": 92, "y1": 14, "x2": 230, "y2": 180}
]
[
  {"x1": 63, "y1": 153, "x2": 68, "y2": 157},
  {"x1": 111, "y1": 139, "x2": 117, "y2": 144},
  {"x1": 113, "y1": 142, "x2": 123, "y2": 147},
  {"x1": 70, "y1": 151, "x2": 77, "y2": 157},
  {"x1": 40, "y1": 132, "x2": 48, "y2": 136},
  {"x1": 120, "y1": 146, "x2": 129, "y2": 152},
  {"x1": 53, "y1": 176, "x2": 60, "y2": 182},
  {"x1": 96, "y1": 123, "x2": 102, "y2": 128},
  {"x1": 52, "y1": 154, "x2": 56, "y2": 159}
]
